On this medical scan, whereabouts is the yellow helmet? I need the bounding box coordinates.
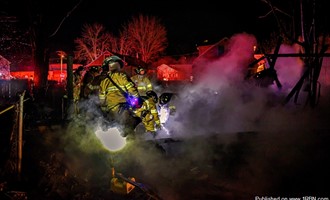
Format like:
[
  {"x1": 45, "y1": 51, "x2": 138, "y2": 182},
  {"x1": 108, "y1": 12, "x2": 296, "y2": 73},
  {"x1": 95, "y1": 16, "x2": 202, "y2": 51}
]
[
  {"x1": 102, "y1": 55, "x2": 124, "y2": 69},
  {"x1": 135, "y1": 66, "x2": 146, "y2": 74}
]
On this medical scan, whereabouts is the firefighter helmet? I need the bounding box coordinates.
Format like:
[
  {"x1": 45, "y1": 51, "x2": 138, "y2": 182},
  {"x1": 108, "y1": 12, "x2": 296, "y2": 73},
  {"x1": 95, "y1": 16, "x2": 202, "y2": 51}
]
[
  {"x1": 102, "y1": 56, "x2": 124, "y2": 70},
  {"x1": 135, "y1": 66, "x2": 146, "y2": 75},
  {"x1": 102, "y1": 63, "x2": 109, "y2": 72},
  {"x1": 146, "y1": 90, "x2": 158, "y2": 103},
  {"x1": 89, "y1": 65, "x2": 100, "y2": 73},
  {"x1": 76, "y1": 65, "x2": 84, "y2": 72},
  {"x1": 159, "y1": 93, "x2": 173, "y2": 105}
]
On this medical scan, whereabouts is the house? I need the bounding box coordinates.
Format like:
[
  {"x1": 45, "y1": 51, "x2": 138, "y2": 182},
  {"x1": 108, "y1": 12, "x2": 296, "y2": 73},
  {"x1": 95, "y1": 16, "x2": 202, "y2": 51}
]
[
  {"x1": 0, "y1": 55, "x2": 11, "y2": 79},
  {"x1": 192, "y1": 37, "x2": 229, "y2": 80},
  {"x1": 157, "y1": 64, "x2": 192, "y2": 82},
  {"x1": 154, "y1": 38, "x2": 230, "y2": 83},
  {"x1": 0, "y1": 55, "x2": 27, "y2": 99},
  {"x1": 10, "y1": 63, "x2": 82, "y2": 83}
]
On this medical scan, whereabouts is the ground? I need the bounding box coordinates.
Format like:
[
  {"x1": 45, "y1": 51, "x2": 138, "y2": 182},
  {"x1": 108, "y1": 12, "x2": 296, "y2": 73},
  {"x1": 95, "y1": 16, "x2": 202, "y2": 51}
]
[{"x1": 1, "y1": 83, "x2": 330, "y2": 200}]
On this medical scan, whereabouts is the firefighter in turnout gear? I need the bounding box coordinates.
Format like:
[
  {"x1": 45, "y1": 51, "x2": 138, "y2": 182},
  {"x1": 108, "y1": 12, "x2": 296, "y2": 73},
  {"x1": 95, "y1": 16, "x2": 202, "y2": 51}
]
[
  {"x1": 131, "y1": 66, "x2": 153, "y2": 96},
  {"x1": 82, "y1": 66, "x2": 101, "y2": 98},
  {"x1": 133, "y1": 90, "x2": 161, "y2": 136},
  {"x1": 99, "y1": 55, "x2": 141, "y2": 137},
  {"x1": 88, "y1": 65, "x2": 109, "y2": 97},
  {"x1": 73, "y1": 66, "x2": 84, "y2": 115}
]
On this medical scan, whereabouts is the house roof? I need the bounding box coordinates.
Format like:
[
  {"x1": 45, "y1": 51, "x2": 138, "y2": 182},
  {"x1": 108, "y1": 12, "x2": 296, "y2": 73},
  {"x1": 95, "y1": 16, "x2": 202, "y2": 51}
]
[
  {"x1": 86, "y1": 51, "x2": 149, "y2": 69},
  {"x1": 85, "y1": 51, "x2": 113, "y2": 67},
  {"x1": 193, "y1": 37, "x2": 229, "y2": 63},
  {"x1": 111, "y1": 52, "x2": 149, "y2": 68},
  {"x1": 157, "y1": 64, "x2": 192, "y2": 74},
  {"x1": 157, "y1": 64, "x2": 178, "y2": 72},
  {"x1": 0, "y1": 55, "x2": 11, "y2": 66}
]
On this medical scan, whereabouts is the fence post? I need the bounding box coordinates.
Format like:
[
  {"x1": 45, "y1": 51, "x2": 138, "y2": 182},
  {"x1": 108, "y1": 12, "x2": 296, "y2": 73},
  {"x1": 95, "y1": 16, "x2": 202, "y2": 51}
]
[{"x1": 18, "y1": 90, "x2": 25, "y2": 180}]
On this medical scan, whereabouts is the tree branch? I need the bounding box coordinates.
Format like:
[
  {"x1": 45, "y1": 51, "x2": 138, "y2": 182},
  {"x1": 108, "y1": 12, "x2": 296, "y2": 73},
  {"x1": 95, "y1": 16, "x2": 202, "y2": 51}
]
[{"x1": 49, "y1": 0, "x2": 83, "y2": 38}]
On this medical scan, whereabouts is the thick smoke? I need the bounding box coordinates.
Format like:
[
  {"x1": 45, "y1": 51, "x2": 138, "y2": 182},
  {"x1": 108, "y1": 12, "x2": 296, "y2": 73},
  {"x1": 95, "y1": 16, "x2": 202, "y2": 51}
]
[
  {"x1": 147, "y1": 33, "x2": 329, "y2": 198},
  {"x1": 168, "y1": 33, "x2": 330, "y2": 138},
  {"x1": 54, "y1": 33, "x2": 330, "y2": 199}
]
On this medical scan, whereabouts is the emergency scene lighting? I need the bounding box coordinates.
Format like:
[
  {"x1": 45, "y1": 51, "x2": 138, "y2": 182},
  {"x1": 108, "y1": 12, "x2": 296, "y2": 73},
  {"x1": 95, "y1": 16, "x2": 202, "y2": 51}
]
[{"x1": 1, "y1": 1, "x2": 330, "y2": 199}]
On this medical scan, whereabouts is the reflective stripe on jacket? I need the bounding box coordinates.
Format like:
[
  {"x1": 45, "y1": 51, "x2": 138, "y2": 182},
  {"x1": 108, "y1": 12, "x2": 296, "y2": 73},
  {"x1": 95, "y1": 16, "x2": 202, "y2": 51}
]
[
  {"x1": 131, "y1": 75, "x2": 153, "y2": 96},
  {"x1": 99, "y1": 72, "x2": 139, "y2": 111},
  {"x1": 134, "y1": 97, "x2": 161, "y2": 130}
]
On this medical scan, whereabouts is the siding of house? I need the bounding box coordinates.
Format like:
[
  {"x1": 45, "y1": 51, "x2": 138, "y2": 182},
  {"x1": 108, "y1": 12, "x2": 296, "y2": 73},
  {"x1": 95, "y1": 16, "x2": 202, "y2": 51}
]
[
  {"x1": 157, "y1": 64, "x2": 192, "y2": 81},
  {"x1": 0, "y1": 55, "x2": 11, "y2": 79}
]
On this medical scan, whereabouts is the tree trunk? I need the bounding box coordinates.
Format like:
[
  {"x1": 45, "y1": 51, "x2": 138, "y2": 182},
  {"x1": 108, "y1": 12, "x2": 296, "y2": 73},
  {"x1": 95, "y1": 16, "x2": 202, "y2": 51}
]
[{"x1": 32, "y1": 28, "x2": 50, "y2": 94}]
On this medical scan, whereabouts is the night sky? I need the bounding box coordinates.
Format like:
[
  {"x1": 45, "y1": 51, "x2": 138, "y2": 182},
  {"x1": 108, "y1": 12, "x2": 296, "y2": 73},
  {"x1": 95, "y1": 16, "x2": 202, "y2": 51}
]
[
  {"x1": 53, "y1": 0, "x2": 263, "y2": 55},
  {"x1": 2, "y1": 0, "x2": 330, "y2": 55}
]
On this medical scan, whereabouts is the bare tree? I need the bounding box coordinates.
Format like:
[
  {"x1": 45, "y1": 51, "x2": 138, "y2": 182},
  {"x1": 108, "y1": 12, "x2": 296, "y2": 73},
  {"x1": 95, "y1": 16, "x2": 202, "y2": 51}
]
[
  {"x1": 116, "y1": 29, "x2": 134, "y2": 56},
  {"x1": 74, "y1": 23, "x2": 117, "y2": 64},
  {"x1": 74, "y1": 15, "x2": 168, "y2": 65},
  {"x1": 257, "y1": 0, "x2": 330, "y2": 107},
  {"x1": 19, "y1": 0, "x2": 82, "y2": 91},
  {"x1": 122, "y1": 14, "x2": 168, "y2": 63},
  {"x1": 0, "y1": 15, "x2": 32, "y2": 70}
]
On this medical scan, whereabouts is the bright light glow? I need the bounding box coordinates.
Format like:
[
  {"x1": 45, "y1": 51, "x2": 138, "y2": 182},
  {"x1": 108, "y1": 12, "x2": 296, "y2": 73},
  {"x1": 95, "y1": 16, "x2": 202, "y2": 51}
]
[
  {"x1": 95, "y1": 127, "x2": 126, "y2": 152},
  {"x1": 161, "y1": 124, "x2": 170, "y2": 135},
  {"x1": 158, "y1": 105, "x2": 170, "y2": 135},
  {"x1": 159, "y1": 105, "x2": 170, "y2": 124}
]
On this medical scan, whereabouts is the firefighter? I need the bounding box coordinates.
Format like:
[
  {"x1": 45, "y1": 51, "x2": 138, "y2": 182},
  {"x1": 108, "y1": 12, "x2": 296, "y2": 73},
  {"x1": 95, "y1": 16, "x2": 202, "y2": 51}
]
[
  {"x1": 73, "y1": 66, "x2": 84, "y2": 115},
  {"x1": 87, "y1": 64, "x2": 109, "y2": 98},
  {"x1": 81, "y1": 66, "x2": 101, "y2": 99},
  {"x1": 130, "y1": 66, "x2": 153, "y2": 96},
  {"x1": 133, "y1": 90, "x2": 161, "y2": 137},
  {"x1": 99, "y1": 56, "x2": 141, "y2": 137}
]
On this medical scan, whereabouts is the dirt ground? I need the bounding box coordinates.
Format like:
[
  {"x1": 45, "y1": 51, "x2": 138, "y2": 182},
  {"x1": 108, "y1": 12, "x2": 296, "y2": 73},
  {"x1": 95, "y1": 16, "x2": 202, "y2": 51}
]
[
  {"x1": 1, "y1": 121, "x2": 330, "y2": 200},
  {"x1": 1, "y1": 84, "x2": 330, "y2": 200}
]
